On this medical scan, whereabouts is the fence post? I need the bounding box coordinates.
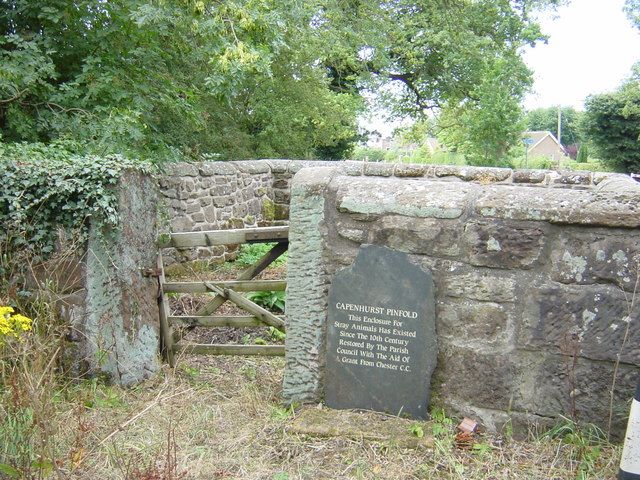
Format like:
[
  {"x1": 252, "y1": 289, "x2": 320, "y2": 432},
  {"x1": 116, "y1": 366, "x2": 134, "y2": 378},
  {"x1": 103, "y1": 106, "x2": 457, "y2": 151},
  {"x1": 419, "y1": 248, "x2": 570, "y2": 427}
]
[{"x1": 620, "y1": 379, "x2": 640, "y2": 480}]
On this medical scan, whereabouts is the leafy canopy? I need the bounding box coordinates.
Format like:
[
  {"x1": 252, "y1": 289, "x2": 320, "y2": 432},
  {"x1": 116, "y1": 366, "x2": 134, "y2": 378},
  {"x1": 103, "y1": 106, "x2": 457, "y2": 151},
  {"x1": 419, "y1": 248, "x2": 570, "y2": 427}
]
[
  {"x1": 324, "y1": 0, "x2": 556, "y2": 163},
  {"x1": 0, "y1": 0, "x2": 559, "y2": 161},
  {"x1": 583, "y1": 74, "x2": 640, "y2": 173},
  {"x1": 0, "y1": 0, "x2": 364, "y2": 160}
]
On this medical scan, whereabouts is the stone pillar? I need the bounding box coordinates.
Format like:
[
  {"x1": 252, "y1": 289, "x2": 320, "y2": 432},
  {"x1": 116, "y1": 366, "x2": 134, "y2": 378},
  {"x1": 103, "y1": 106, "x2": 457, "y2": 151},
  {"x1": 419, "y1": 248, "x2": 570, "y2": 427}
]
[{"x1": 62, "y1": 171, "x2": 161, "y2": 385}]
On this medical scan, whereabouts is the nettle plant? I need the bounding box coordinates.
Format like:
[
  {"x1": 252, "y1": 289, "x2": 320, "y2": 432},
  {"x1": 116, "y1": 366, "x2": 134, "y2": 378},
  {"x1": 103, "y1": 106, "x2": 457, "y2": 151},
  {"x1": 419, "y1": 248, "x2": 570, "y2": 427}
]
[{"x1": 0, "y1": 142, "x2": 152, "y2": 260}]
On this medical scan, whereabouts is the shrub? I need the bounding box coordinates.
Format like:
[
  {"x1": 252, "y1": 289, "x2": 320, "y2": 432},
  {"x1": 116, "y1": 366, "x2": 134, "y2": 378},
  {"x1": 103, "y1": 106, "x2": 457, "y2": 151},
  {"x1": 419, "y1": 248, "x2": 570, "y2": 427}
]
[
  {"x1": 247, "y1": 290, "x2": 285, "y2": 313},
  {"x1": 235, "y1": 243, "x2": 287, "y2": 268},
  {"x1": 576, "y1": 144, "x2": 589, "y2": 163},
  {"x1": 0, "y1": 142, "x2": 151, "y2": 260}
]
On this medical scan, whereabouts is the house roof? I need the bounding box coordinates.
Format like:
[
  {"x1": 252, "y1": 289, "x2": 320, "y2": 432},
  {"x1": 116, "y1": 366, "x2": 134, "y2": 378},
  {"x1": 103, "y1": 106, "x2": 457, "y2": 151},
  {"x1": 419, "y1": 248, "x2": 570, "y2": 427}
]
[{"x1": 522, "y1": 130, "x2": 567, "y2": 153}]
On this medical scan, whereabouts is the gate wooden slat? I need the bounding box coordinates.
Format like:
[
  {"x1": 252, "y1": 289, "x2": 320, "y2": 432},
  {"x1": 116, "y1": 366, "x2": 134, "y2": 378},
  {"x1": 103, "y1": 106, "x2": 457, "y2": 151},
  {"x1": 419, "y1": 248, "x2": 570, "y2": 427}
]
[
  {"x1": 195, "y1": 241, "x2": 288, "y2": 317},
  {"x1": 157, "y1": 253, "x2": 175, "y2": 367},
  {"x1": 204, "y1": 283, "x2": 285, "y2": 331},
  {"x1": 158, "y1": 226, "x2": 288, "y2": 248},
  {"x1": 164, "y1": 280, "x2": 286, "y2": 293},
  {"x1": 175, "y1": 344, "x2": 285, "y2": 356},
  {"x1": 169, "y1": 315, "x2": 263, "y2": 328}
]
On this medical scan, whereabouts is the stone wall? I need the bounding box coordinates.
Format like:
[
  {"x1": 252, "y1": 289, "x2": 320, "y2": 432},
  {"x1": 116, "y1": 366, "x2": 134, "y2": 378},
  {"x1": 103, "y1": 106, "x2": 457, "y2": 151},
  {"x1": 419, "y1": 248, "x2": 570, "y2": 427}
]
[
  {"x1": 58, "y1": 171, "x2": 161, "y2": 385},
  {"x1": 282, "y1": 165, "x2": 640, "y2": 437},
  {"x1": 159, "y1": 161, "x2": 288, "y2": 262},
  {"x1": 149, "y1": 158, "x2": 639, "y2": 435},
  {"x1": 159, "y1": 159, "x2": 625, "y2": 261}
]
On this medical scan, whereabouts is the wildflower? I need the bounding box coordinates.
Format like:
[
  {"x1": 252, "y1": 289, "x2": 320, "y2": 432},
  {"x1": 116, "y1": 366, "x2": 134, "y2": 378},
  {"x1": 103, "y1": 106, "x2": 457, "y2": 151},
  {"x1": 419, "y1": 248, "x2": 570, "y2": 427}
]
[{"x1": 0, "y1": 306, "x2": 33, "y2": 345}]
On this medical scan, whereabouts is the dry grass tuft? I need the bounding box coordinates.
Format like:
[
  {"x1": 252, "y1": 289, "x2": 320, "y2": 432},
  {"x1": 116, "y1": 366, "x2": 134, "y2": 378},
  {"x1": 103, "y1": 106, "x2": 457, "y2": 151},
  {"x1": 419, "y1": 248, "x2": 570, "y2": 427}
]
[{"x1": 20, "y1": 353, "x2": 617, "y2": 480}]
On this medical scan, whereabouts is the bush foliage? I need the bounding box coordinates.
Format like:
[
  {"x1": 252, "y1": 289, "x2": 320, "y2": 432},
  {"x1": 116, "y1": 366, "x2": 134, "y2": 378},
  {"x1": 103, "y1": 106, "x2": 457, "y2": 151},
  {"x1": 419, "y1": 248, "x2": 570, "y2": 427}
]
[
  {"x1": 583, "y1": 77, "x2": 640, "y2": 173},
  {"x1": 0, "y1": 142, "x2": 151, "y2": 258}
]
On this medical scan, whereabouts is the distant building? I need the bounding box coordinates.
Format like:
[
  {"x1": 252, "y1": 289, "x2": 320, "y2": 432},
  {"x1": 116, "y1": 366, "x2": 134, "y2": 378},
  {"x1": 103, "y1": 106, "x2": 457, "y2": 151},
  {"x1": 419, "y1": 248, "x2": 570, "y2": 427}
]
[
  {"x1": 369, "y1": 135, "x2": 393, "y2": 150},
  {"x1": 424, "y1": 137, "x2": 443, "y2": 155},
  {"x1": 522, "y1": 131, "x2": 570, "y2": 162}
]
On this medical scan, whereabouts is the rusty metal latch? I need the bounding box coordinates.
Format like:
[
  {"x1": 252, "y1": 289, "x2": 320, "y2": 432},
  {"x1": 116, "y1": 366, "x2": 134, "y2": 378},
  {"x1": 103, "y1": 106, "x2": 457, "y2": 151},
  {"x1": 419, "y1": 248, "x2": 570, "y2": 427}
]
[{"x1": 141, "y1": 268, "x2": 162, "y2": 278}]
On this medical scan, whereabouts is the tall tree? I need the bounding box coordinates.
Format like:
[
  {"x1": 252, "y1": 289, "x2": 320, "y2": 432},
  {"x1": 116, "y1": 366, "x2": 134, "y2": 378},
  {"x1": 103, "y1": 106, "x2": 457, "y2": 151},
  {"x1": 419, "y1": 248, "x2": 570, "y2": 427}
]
[
  {"x1": 436, "y1": 55, "x2": 529, "y2": 165},
  {"x1": 0, "y1": 0, "x2": 363, "y2": 160},
  {"x1": 319, "y1": 0, "x2": 554, "y2": 162},
  {"x1": 583, "y1": 75, "x2": 640, "y2": 173},
  {"x1": 0, "y1": 0, "x2": 559, "y2": 161},
  {"x1": 525, "y1": 106, "x2": 584, "y2": 147}
]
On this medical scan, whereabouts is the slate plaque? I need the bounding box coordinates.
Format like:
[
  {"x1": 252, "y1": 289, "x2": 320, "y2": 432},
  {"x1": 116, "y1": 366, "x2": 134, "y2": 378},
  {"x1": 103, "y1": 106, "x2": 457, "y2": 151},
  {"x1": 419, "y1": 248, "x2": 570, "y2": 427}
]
[{"x1": 325, "y1": 245, "x2": 437, "y2": 419}]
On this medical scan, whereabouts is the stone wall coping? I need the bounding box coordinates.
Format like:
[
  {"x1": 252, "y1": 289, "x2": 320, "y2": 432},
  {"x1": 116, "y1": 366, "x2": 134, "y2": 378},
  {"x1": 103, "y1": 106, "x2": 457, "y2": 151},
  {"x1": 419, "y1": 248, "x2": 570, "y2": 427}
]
[
  {"x1": 294, "y1": 167, "x2": 640, "y2": 228},
  {"x1": 161, "y1": 159, "x2": 635, "y2": 189}
]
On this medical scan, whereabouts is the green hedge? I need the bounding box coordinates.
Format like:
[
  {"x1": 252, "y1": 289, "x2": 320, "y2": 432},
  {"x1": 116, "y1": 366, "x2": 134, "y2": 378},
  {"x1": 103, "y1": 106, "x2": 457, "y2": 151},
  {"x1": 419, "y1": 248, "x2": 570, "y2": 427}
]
[{"x1": 0, "y1": 142, "x2": 151, "y2": 257}]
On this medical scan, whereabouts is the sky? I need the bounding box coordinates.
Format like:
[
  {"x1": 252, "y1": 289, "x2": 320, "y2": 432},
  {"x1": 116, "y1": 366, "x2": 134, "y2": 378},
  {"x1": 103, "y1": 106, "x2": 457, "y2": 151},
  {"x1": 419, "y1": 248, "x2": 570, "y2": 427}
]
[
  {"x1": 523, "y1": 0, "x2": 640, "y2": 111},
  {"x1": 365, "y1": 0, "x2": 640, "y2": 138}
]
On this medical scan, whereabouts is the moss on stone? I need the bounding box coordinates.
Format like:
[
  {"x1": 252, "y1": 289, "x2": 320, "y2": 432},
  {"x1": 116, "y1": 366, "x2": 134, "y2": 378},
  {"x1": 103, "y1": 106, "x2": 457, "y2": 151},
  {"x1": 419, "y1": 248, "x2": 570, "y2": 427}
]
[
  {"x1": 274, "y1": 204, "x2": 289, "y2": 220},
  {"x1": 262, "y1": 198, "x2": 276, "y2": 221}
]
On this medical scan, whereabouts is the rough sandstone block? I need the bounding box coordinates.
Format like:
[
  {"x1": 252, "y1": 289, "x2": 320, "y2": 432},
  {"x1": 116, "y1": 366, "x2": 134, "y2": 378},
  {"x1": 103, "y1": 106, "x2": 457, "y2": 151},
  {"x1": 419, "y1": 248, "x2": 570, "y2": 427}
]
[
  {"x1": 436, "y1": 348, "x2": 518, "y2": 411},
  {"x1": 364, "y1": 162, "x2": 394, "y2": 176},
  {"x1": 369, "y1": 216, "x2": 462, "y2": 257},
  {"x1": 518, "y1": 283, "x2": 639, "y2": 365},
  {"x1": 198, "y1": 162, "x2": 236, "y2": 176},
  {"x1": 393, "y1": 163, "x2": 426, "y2": 177},
  {"x1": 265, "y1": 159, "x2": 291, "y2": 173},
  {"x1": 512, "y1": 353, "x2": 638, "y2": 437},
  {"x1": 552, "y1": 170, "x2": 592, "y2": 185},
  {"x1": 341, "y1": 161, "x2": 365, "y2": 176},
  {"x1": 190, "y1": 212, "x2": 205, "y2": 223},
  {"x1": 437, "y1": 300, "x2": 512, "y2": 346},
  {"x1": 476, "y1": 185, "x2": 640, "y2": 227},
  {"x1": 445, "y1": 271, "x2": 517, "y2": 303},
  {"x1": 512, "y1": 169, "x2": 547, "y2": 184},
  {"x1": 463, "y1": 221, "x2": 546, "y2": 269},
  {"x1": 232, "y1": 160, "x2": 270, "y2": 174},
  {"x1": 550, "y1": 232, "x2": 640, "y2": 290},
  {"x1": 336, "y1": 177, "x2": 474, "y2": 219},
  {"x1": 434, "y1": 165, "x2": 512, "y2": 182}
]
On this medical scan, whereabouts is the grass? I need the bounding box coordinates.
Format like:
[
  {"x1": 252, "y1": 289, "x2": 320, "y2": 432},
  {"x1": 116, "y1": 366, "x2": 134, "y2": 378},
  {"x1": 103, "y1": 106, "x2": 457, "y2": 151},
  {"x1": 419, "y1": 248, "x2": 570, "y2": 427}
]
[{"x1": 0, "y1": 354, "x2": 621, "y2": 479}]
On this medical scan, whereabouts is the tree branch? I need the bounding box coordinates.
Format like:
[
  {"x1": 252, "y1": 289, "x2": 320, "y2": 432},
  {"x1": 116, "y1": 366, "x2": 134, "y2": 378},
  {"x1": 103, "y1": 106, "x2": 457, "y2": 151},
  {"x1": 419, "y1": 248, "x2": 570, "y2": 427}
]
[
  {"x1": 387, "y1": 72, "x2": 442, "y2": 112},
  {"x1": 44, "y1": 102, "x2": 92, "y2": 116},
  {"x1": 0, "y1": 88, "x2": 29, "y2": 104}
]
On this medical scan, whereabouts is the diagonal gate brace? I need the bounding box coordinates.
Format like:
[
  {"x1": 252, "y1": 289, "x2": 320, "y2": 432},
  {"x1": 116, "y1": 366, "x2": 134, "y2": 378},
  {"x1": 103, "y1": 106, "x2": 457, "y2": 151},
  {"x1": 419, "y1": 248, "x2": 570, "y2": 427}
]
[
  {"x1": 203, "y1": 282, "x2": 285, "y2": 332},
  {"x1": 195, "y1": 241, "x2": 288, "y2": 317}
]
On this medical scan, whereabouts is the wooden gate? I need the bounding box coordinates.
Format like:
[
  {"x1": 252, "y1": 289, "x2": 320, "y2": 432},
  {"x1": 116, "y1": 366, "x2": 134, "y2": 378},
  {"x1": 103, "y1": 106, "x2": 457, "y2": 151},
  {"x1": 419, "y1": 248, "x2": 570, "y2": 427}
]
[{"x1": 156, "y1": 226, "x2": 288, "y2": 366}]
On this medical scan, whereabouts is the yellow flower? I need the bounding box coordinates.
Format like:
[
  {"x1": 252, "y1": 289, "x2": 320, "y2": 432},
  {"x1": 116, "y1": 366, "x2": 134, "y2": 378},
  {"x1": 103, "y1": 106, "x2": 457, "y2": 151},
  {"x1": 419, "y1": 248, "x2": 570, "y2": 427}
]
[
  {"x1": 11, "y1": 314, "x2": 32, "y2": 332},
  {"x1": 0, "y1": 306, "x2": 33, "y2": 344}
]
